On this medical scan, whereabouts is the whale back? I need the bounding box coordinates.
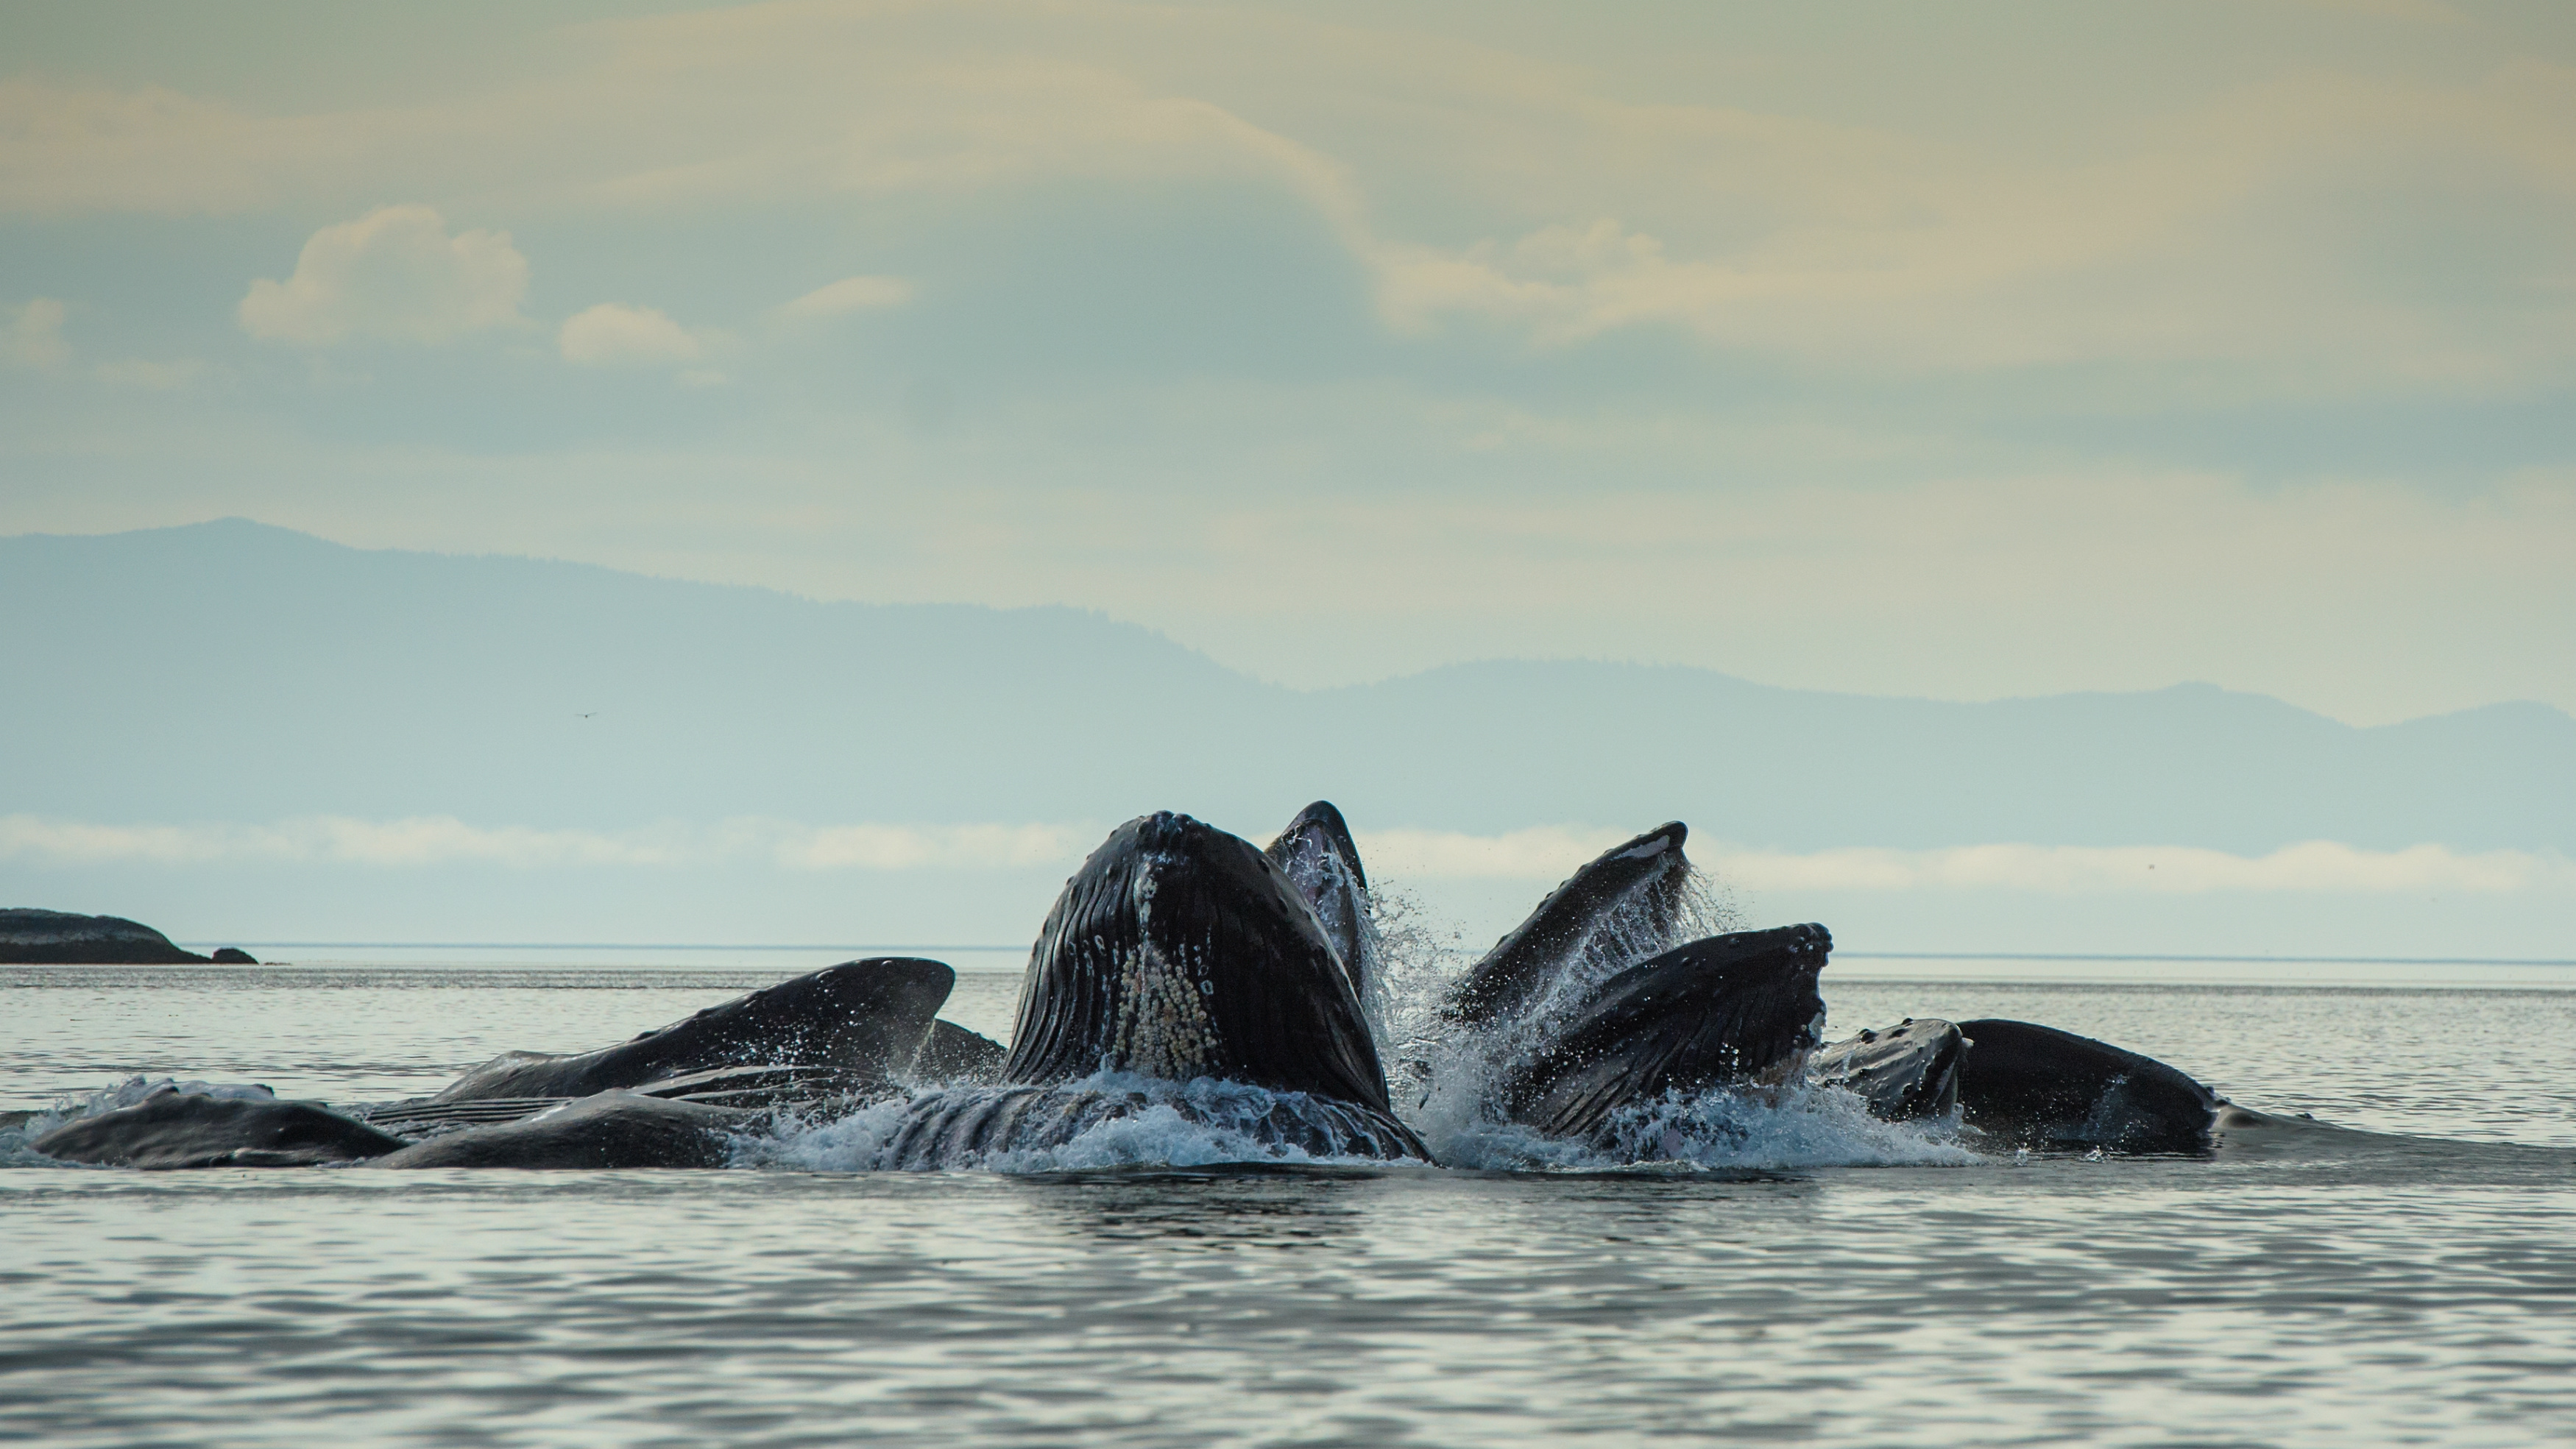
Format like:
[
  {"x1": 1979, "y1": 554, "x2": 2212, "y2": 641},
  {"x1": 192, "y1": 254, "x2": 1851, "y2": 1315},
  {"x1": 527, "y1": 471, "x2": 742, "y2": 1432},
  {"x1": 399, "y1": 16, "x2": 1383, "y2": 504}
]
[
  {"x1": 1002, "y1": 812, "x2": 1394, "y2": 1111},
  {"x1": 1501, "y1": 924, "x2": 1830, "y2": 1141},
  {"x1": 1953, "y1": 1018, "x2": 2219, "y2": 1154},
  {"x1": 1264, "y1": 800, "x2": 1372, "y2": 1001},
  {"x1": 1444, "y1": 822, "x2": 1693, "y2": 1027}
]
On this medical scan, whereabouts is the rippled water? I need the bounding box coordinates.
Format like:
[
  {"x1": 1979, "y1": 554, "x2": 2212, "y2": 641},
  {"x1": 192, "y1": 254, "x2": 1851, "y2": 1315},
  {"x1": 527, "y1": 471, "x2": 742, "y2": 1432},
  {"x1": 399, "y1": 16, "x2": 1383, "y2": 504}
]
[{"x1": 7, "y1": 961, "x2": 2576, "y2": 1445}]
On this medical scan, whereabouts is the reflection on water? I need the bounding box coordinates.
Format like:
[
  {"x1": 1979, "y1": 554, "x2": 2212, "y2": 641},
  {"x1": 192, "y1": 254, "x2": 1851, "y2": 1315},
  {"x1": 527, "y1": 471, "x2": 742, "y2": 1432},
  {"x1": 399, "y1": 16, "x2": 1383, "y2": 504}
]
[
  {"x1": 5, "y1": 966, "x2": 2575, "y2": 1445},
  {"x1": 1022, "y1": 1172, "x2": 1376, "y2": 1247},
  {"x1": 9, "y1": 1157, "x2": 2572, "y2": 1447}
]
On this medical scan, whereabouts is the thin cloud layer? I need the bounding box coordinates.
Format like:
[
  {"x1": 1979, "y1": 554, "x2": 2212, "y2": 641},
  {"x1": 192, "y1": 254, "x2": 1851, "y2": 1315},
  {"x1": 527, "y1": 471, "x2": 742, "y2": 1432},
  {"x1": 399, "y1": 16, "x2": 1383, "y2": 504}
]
[
  {"x1": 559, "y1": 302, "x2": 700, "y2": 365},
  {"x1": 776, "y1": 275, "x2": 915, "y2": 319},
  {"x1": 4, "y1": 297, "x2": 66, "y2": 369},
  {"x1": 7, "y1": 814, "x2": 2568, "y2": 897},
  {"x1": 9, "y1": 4, "x2": 2572, "y2": 385},
  {"x1": 0, "y1": 815, "x2": 1086, "y2": 872}
]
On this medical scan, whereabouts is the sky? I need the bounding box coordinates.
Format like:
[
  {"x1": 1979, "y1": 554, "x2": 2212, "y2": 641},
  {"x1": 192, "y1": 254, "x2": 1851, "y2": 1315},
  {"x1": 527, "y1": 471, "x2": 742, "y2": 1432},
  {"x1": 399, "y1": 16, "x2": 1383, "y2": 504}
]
[{"x1": 3, "y1": 0, "x2": 2572, "y2": 730}]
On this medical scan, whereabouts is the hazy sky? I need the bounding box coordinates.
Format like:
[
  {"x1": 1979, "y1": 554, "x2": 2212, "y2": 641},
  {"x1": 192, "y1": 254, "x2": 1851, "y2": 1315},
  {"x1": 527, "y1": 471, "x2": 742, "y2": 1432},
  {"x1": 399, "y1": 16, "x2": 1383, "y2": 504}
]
[{"x1": 7, "y1": 0, "x2": 2573, "y2": 724}]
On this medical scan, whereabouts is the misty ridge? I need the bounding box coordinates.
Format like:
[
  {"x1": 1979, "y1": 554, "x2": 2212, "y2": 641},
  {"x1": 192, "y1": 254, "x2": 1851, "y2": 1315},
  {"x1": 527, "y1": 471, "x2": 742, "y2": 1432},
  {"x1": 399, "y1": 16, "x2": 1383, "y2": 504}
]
[{"x1": 5, "y1": 517, "x2": 2569, "y2": 857}]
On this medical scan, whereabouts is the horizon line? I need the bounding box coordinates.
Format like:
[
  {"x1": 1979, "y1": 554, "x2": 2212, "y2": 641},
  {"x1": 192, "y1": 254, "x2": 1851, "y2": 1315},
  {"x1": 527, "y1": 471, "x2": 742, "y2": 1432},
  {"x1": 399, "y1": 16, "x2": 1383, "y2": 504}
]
[{"x1": 174, "y1": 942, "x2": 2576, "y2": 968}]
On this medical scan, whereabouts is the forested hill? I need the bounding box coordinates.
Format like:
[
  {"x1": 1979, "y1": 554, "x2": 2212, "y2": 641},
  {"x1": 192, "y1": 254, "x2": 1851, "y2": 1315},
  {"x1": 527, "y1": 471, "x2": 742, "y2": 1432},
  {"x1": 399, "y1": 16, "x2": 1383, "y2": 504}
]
[{"x1": 6, "y1": 520, "x2": 2567, "y2": 854}]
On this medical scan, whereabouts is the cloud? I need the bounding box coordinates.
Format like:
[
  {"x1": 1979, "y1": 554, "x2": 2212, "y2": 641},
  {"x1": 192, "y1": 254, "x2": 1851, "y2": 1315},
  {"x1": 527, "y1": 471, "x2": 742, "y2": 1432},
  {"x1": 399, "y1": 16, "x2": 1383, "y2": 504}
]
[
  {"x1": 1703, "y1": 841, "x2": 2576, "y2": 895},
  {"x1": 1361, "y1": 829, "x2": 2576, "y2": 894},
  {"x1": 771, "y1": 822, "x2": 1091, "y2": 870},
  {"x1": 776, "y1": 275, "x2": 916, "y2": 320},
  {"x1": 0, "y1": 78, "x2": 360, "y2": 216},
  {"x1": 91, "y1": 358, "x2": 205, "y2": 389},
  {"x1": 1356, "y1": 826, "x2": 1634, "y2": 880},
  {"x1": 558, "y1": 302, "x2": 700, "y2": 365},
  {"x1": 20, "y1": 7, "x2": 2576, "y2": 389},
  {"x1": 0, "y1": 815, "x2": 1091, "y2": 872},
  {"x1": 238, "y1": 205, "x2": 528, "y2": 345},
  {"x1": 4, "y1": 297, "x2": 68, "y2": 369},
  {"x1": 16, "y1": 7, "x2": 2576, "y2": 388},
  {"x1": 5, "y1": 813, "x2": 2568, "y2": 896}
]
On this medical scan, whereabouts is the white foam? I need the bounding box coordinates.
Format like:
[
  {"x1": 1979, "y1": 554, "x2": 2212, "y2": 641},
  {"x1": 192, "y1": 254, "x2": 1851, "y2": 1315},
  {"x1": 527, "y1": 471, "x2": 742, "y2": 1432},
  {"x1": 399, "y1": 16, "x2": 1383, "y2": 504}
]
[
  {"x1": 735, "y1": 1071, "x2": 1410, "y2": 1175},
  {"x1": 1365, "y1": 865, "x2": 1971, "y2": 1172}
]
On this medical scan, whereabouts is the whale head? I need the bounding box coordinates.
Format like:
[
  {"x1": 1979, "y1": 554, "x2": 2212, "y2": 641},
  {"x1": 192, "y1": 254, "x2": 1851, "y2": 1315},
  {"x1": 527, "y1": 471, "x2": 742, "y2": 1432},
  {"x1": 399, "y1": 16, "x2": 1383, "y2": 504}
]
[
  {"x1": 1001, "y1": 812, "x2": 1395, "y2": 1111},
  {"x1": 1811, "y1": 1016, "x2": 1965, "y2": 1122},
  {"x1": 1498, "y1": 923, "x2": 1832, "y2": 1141}
]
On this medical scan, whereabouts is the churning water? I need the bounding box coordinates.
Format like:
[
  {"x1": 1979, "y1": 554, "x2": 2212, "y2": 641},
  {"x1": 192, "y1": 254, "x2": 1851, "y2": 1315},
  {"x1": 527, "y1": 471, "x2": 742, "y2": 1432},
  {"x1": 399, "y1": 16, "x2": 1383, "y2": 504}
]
[{"x1": 7, "y1": 954, "x2": 2576, "y2": 1445}]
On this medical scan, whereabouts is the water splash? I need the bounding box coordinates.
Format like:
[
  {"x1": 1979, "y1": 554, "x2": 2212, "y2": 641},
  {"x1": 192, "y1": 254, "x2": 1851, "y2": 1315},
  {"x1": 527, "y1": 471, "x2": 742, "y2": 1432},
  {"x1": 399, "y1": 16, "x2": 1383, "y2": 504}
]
[
  {"x1": 6, "y1": 860, "x2": 1964, "y2": 1177},
  {"x1": 1359, "y1": 864, "x2": 1970, "y2": 1171},
  {"x1": 737, "y1": 1071, "x2": 1415, "y2": 1175}
]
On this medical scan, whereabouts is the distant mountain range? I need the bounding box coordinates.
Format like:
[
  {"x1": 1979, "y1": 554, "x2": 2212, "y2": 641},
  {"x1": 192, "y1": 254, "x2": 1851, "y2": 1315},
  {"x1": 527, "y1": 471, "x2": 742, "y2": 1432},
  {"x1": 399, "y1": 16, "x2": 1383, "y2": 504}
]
[{"x1": 6, "y1": 519, "x2": 2569, "y2": 854}]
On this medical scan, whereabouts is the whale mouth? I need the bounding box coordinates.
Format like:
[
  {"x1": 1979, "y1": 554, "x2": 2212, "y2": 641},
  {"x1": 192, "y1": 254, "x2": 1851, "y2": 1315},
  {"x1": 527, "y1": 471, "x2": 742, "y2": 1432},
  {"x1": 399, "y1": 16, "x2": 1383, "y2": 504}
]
[
  {"x1": 1480, "y1": 923, "x2": 1833, "y2": 1144},
  {"x1": 1443, "y1": 821, "x2": 1696, "y2": 1029},
  {"x1": 1264, "y1": 800, "x2": 1376, "y2": 1006},
  {"x1": 1000, "y1": 812, "x2": 1395, "y2": 1114}
]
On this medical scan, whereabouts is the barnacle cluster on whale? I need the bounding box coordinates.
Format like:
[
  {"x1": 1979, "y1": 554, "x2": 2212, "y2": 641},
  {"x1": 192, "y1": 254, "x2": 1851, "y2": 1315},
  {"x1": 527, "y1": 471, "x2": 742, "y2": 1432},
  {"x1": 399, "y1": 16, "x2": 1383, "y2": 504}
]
[{"x1": 21, "y1": 802, "x2": 2231, "y2": 1172}]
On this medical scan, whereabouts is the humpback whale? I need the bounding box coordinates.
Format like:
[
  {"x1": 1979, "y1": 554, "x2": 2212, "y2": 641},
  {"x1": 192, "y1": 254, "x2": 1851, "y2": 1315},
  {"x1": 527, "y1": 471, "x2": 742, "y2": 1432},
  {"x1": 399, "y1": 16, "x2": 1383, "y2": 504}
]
[
  {"x1": 913, "y1": 1018, "x2": 1008, "y2": 1083},
  {"x1": 21, "y1": 795, "x2": 2297, "y2": 1176},
  {"x1": 1496, "y1": 924, "x2": 1831, "y2": 1142},
  {"x1": 364, "y1": 1091, "x2": 756, "y2": 1170},
  {"x1": 32, "y1": 1085, "x2": 406, "y2": 1169},
  {"x1": 887, "y1": 811, "x2": 1429, "y2": 1166},
  {"x1": 432, "y1": 957, "x2": 966, "y2": 1103},
  {"x1": 1952, "y1": 1018, "x2": 2220, "y2": 1155},
  {"x1": 1264, "y1": 800, "x2": 1373, "y2": 1002},
  {"x1": 1443, "y1": 822, "x2": 1692, "y2": 1028},
  {"x1": 1811, "y1": 1018, "x2": 1967, "y2": 1122}
]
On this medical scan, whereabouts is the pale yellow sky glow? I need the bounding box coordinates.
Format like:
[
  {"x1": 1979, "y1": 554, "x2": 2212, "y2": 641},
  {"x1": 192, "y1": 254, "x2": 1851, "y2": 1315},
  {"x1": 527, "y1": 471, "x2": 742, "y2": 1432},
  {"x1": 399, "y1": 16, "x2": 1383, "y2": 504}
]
[{"x1": 4, "y1": 0, "x2": 2573, "y2": 723}]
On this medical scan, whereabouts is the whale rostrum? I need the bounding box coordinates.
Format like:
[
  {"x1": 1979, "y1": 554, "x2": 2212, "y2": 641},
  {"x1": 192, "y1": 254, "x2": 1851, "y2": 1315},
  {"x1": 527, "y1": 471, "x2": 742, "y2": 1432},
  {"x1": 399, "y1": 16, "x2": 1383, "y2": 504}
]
[
  {"x1": 1443, "y1": 821, "x2": 1693, "y2": 1029},
  {"x1": 1264, "y1": 799, "x2": 1374, "y2": 1003}
]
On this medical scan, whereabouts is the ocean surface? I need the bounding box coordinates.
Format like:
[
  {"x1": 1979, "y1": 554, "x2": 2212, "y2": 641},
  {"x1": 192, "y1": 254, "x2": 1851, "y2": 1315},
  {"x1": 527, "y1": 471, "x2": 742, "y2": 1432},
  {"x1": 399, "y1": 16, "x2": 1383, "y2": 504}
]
[{"x1": 6, "y1": 952, "x2": 2575, "y2": 1446}]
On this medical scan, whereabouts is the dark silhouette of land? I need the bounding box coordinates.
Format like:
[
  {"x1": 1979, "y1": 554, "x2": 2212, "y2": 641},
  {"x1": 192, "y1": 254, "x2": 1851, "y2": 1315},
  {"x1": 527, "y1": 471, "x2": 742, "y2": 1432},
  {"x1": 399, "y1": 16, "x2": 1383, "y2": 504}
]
[{"x1": 4, "y1": 520, "x2": 2566, "y2": 855}]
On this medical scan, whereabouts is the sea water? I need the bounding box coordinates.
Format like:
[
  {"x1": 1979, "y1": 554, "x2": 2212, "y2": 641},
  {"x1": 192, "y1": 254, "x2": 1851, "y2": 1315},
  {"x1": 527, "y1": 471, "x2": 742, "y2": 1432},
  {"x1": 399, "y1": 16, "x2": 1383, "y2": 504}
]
[{"x1": 5, "y1": 958, "x2": 2575, "y2": 1445}]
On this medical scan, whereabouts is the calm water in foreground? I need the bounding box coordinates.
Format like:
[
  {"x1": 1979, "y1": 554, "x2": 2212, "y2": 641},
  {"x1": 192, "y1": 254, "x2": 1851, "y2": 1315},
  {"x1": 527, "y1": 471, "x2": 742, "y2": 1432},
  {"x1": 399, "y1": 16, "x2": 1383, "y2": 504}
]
[{"x1": 5, "y1": 960, "x2": 2574, "y2": 1447}]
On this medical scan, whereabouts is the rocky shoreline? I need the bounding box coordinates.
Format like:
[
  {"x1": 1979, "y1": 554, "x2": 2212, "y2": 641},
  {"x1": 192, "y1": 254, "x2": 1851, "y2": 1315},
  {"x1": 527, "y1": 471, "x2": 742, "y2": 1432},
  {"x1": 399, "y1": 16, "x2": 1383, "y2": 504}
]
[{"x1": 0, "y1": 909, "x2": 255, "y2": 965}]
